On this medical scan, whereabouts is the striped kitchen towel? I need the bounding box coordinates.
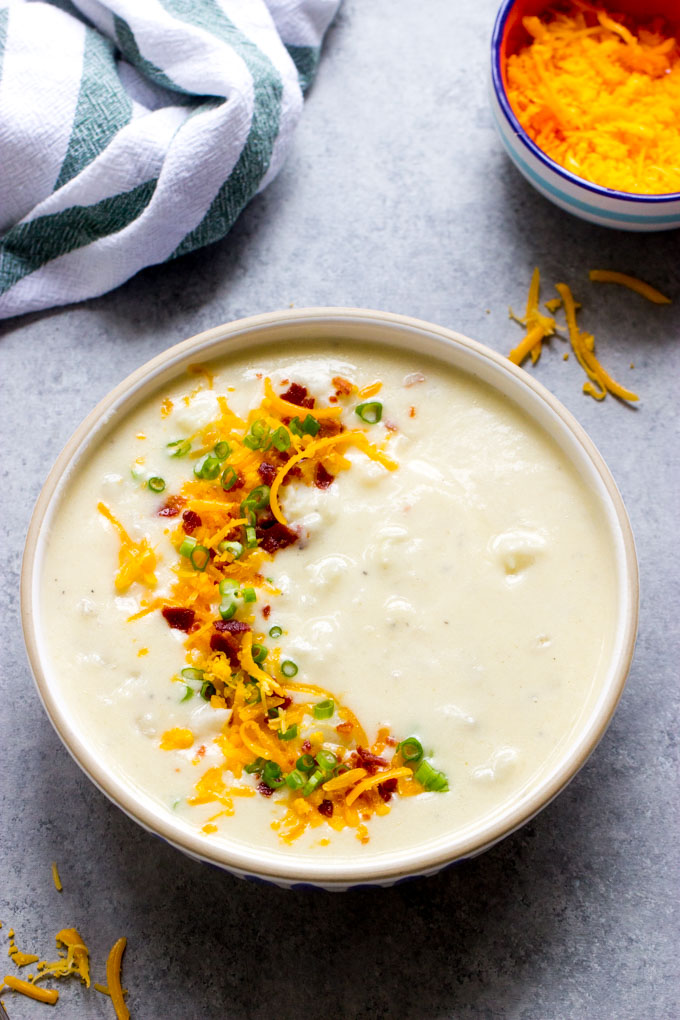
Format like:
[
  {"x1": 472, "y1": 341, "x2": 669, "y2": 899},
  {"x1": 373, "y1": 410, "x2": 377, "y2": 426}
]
[{"x1": 0, "y1": 0, "x2": 340, "y2": 320}]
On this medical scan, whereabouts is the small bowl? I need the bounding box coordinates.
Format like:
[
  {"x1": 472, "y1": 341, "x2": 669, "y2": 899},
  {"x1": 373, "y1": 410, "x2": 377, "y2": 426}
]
[
  {"x1": 490, "y1": 0, "x2": 680, "y2": 231},
  {"x1": 22, "y1": 309, "x2": 638, "y2": 890}
]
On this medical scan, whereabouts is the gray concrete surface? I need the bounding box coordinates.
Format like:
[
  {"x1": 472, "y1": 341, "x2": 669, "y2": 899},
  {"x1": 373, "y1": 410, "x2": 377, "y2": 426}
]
[{"x1": 1, "y1": 1, "x2": 679, "y2": 1017}]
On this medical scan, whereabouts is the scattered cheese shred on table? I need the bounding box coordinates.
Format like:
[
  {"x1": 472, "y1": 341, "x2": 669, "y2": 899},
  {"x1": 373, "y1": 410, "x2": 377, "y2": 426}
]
[
  {"x1": 589, "y1": 270, "x2": 671, "y2": 304},
  {"x1": 51, "y1": 862, "x2": 63, "y2": 893},
  {"x1": 1, "y1": 975, "x2": 59, "y2": 1005},
  {"x1": 105, "y1": 938, "x2": 129, "y2": 1020},
  {"x1": 505, "y1": 2, "x2": 680, "y2": 193}
]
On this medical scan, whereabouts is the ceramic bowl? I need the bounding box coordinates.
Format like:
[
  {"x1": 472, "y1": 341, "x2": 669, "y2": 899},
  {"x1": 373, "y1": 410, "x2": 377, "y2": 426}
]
[
  {"x1": 22, "y1": 308, "x2": 638, "y2": 890},
  {"x1": 490, "y1": 0, "x2": 680, "y2": 231}
]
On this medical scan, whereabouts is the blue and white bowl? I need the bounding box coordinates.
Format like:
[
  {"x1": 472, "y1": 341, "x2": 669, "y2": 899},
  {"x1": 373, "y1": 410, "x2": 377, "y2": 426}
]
[{"x1": 490, "y1": 0, "x2": 680, "y2": 231}]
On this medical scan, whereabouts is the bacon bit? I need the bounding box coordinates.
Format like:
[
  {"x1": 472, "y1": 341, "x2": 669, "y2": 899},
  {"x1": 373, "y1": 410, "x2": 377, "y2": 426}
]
[
  {"x1": 256, "y1": 518, "x2": 299, "y2": 553},
  {"x1": 209, "y1": 632, "x2": 240, "y2": 664},
  {"x1": 281, "y1": 464, "x2": 303, "y2": 484},
  {"x1": 318, "y1": 799, "x2": 334, "y2": 818},
  {"x1": 409, "y1": 406, "x2": 416, "y2": 418},
  {"x1": 352, "y1": 746, "x2": 388, "y2": 775},
  {"x1": 257, "y1": 461, "x2": 278, "y2": 486},
  {"x1": 213, "y1": 619, "x2": 250, "y2": 635},
  {"x1": 314, "y1": 462, "x2": 334, "y2": 489},
  {"x1": 332, "y1": 376, "x2": 354, "y2": 396},
  {"x1": 162, "y1": 606, "x2": 195, "y2": 631},
  {"x1": 262, "y1": 604, "x2": 271, "y2": 619},
  {"x1": 301, "y1": 739, "x2": 312, "y2": 753},
  {"x1": 257, "y1": 782, "x2": 274, "y2": 797},
  {"x1": 196, "y1": 745, "x2": 206, "y2": 759},
  {"x1": 384, "y1": 421, "x2": 398, "y2": 432},
  {"x1": 404, "y1": 372, "x2": 426, "y2": 387},
  {"x1": 378, "y1": 778, "x2": 399, "y2": 802},
  {"x1": 336, "y1": 720, "x2": 354, "y2": 735},
  {"x1": 385, "y1": 735, "x2": 398, "y2": 746},
  {"x1": 158, "y1": 495, "x2": 186, "y2": 517},
  {"x1": 280, "y1": 382, "x2": 315, "y2": 408},
  {"x1": 329, "y1": 395, "x2": 338, "y2": 403},
  {"x1": 182, "y1": 509, "x2": 202, "y2": 533},
  {"x1": 317, "y1": 418, "x2": 344, "y2": 439}
]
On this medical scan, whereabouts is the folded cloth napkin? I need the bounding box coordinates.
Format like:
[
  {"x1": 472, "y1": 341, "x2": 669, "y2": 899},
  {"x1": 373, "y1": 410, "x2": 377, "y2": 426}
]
[{"x1": 0, "y1": 0, "x2": 340, "y2": 320}]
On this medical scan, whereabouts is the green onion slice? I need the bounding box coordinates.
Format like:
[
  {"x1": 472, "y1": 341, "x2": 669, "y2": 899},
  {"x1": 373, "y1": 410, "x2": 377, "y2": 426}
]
[
  {"x1": 261, "y1": 760, "x2": 285, "y2": 789},
  {"x1": 268, "y1": 625, "x2": 283, "y2": 639},
  {"x1": 180, "y1": 686, "x2": 194, "y2": 702},
  {"x1": 316, "y1": 750, "x2": 338, "y2": 773},
  {"x1": 248, "y1": 485, "x2": 270, "y2": 510},
  {"x1": 219, "y1": 600, "x2": 237, "y2": 621},
  {"x1": 213, "y1": 441, "x2": 231, "y2": 461},
  {"x1": 190, "y1": 545, "x2": 210, "y2": 571},
  {"x1": 200, "y1": 680, "x2": 216, "y2": 701},
  {"x1": 221, "y1": 466, "x2": 239, "y2": 491},
  {"x1": 301, "y1": 769, "x2": 325, "y2": 797},
  {"x1": 219, "y1": 578, "x2": 238, "y2": 596},
  {"x1": 245, "y1": 526, "x2": 258, "y2": 549},
  {"x1": 252, "y1": 643, "x2": 267, "y2": 664},
  {"x1": 242, "y1": 586, "x2": 257, "y2": 603},
  {"x1": 281, "y1": 660, "x2": 298, "y2": 678},
  {"x1": 296, "y1": 754, "x2": 315, "y2": 773},
  {"x1": 278, "y1": 724, "x2": 298, "y2": 741},
  {"x1": 271, "y1": 426, "x2": 291, "y2": 451},
  {"x1": 398, "y1": 737, "x2": 424, "y2": 763},
  {"x1": 218, "y1": 540, "x2": 243, "y2": 560},
  {"x1": 285, "y1": 769, "x2": 306, "y2": 790},
  {"x1": 194, "y1": 454, "x2": 221, "y2": 480},
  {"x1": 181, "y1": 667, "x2": 204, "y2": 683},
  {"x1": 147, "y1": 476, "x2": 166, "y2": 493},
  {"x1": 243, "y1": 682, "x2": 261, "y2": 705},
  {"x1": 332, "y1": 762, "x2": 352, "y2": 778},
  {"x1": 355, "y1": 401, "x2": 383, "y2": 424},
  {"x1": 179, "y1": 536, "x2": 197, "y2": 558},
  {"x1": 414, "y1": 760, "x2": 449, "y2": 792},
  {"x1": 244, "y1": 757, "x2": 265, "y2": 775},
  {"x1": 167, "y1": 439, "x2": 191, "y2": 457},
  {"x1": 313, "y1": 699, "x2": 334, "y2": 719}
]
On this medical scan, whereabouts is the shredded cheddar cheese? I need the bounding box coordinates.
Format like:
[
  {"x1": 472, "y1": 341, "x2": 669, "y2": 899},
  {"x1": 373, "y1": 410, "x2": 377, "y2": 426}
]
[
  {"x1": 589, "y1": 270, "x2": 671, "y2": 304},
  {"x1": 2, "y1": 974, "x2": 59, "y2": 1005},
  {"x1": 506, "y1": 3, "x2": 680, "y2": 194},
  {"x1": 51, "y1": 862, "x2": 63, "y2": 893},
  {"x1": 97, "y1": 502, "x2": 158, "y2": 591},
  {"x1": 105, "y1": 938, "x2": 129, "y2": 1020}
]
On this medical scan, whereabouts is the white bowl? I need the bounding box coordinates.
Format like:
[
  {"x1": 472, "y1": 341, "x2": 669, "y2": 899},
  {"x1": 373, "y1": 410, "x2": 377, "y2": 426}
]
[
  {"x1": 490, "y1": 0, "x2": 680, "y2": 231},
  {"x1": 22, "y1": 308, "x2": 638, "y2": 890}
]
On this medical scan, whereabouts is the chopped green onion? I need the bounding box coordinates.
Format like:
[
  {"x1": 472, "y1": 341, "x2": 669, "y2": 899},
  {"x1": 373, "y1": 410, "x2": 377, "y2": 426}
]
[
  {"x1": 302, "y1": 769, "x2": 325, "y2": 796},
  {"x1": 252, "y1": 420, "x2": 268, "y2": 439},
  {"x1": 200, "y1": 680, "x2": 216, "y2": 701},
  {"x1": 316, "y1": 750, "x2": 338, "y2": 774},
  {"x1": 261, "y1": 760, "x2": 285, "y2": 789},
  {"x1": 398, "y1": 737, "x2": 424, "y2": 763},
  {"x1": 180, "y1": 686, "x2": 194, "y2": 702},
  {"x1": 252, "y1": 643, "x2": 267, "y2": 664},
  {"x1": 218, "y1": 540, "x2": 243, "y2": 560},
  {"x1": 214, "y1": 441, "x2": 231, "y2": 461},
  {"x1": 278, "y1": 724, "x2": 298, "y2": 741},
  {"x1": 286, "y1": 769, "x2": 306, "y2": 790},
  {"x1": 219, "y1": 600, "x2": 237, "y2": 621},
  {"x1": 355, "y1": 401, "x2": 383, "y2": 424},
  {"x1": 147, "y1": 476, "x2": 166, "y2": 493},
  {"x1": 270, "y1": 426, "x2": 291, "y2": 451},
  {"x1": 167, "y1": 439, "x2": 191, "y2": 457},
  {"x1": 313, "y1": 699, "x2": 334, "y2": 719},
  {"x1": 244, "y1": 757, "x2": 265, "y2": 775},
  {"x1": 290, "y1": 414, "x2": 320, "y2": 438},
  {"x1": 245, "y1": 526, "x2": 258, "y2": 549},
  {"x1": 194, "y1": 454, "x2": 221, "y2": 480},
  {"x1": 221, "y1": 466, "x2": 239, "y2": 491},
  {"x1": 181, "y1": 667, "x2": 204, "y2": 683},
  {"x1": 281, "y1": 660, "x2": 298, "y2": 678},
  {"x1": 189, "y1": 545, "x2": 210, "y2": 571},
  {"x1": 332, "y1": 762, "x2": 351, "y2": 778},
  {"x1": 248, "y1": 485, "x2": 270, "y2": 510},
  {"x1": 414, "y1": 760, "x2": 449, "y2": 792},
  {"x1": 243, "y1": 682, "x2": 261, "y2": 705},
  {"x1": 243, "y1": 435, "x2": 260, "y2": 451},
  {"x1": 268, "y1": 625, "x2": 283, "y2": 639},
  {"x1": 240, "y1": 502, "x2": 257, "y2": 526},
  {"x1": 296, "y1": 754, "x2": 315, "y2": 773},
  {"x1": 267, "y1": 707, "x2": 280, "y2": 720},
  {"x1": 219, "y1": 579, "x2": 238, "y2": 596},
  {"x1": 242, "y1": 586, "x2": 257, "y2": 603},
  {"x1": 179, "y1": 536, "x2": 197, "y2": 558}
]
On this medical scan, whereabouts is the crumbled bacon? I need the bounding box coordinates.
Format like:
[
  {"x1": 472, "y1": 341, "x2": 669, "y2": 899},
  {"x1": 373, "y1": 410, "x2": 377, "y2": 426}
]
[
  {"x1": 281, "y1": 465, "x2": 303, "y2": 485},
  {"x1": 329, "y1": 395, "x2": 338, "y2": 403},
  {"x1": 318, "y1": 799, "x2": 334, "y2": 818},
  {"x1": 257, "y1": 782, "x2": 274, "y2": 798},
  {"x1": 384, "y1": 421, "x2": 398, "y2": 432},
  {"x1": 213, "y1": 619, "x2": 250, "y2": 635},
  {"x1": 257, "y1": 461, "x2": 277, "y2": 486},
  {"x1": 262, "y1": 604, "x2": 271, "y2": 619},
  {"x1": 209, "y1": 632, "x2": 240, "y2": 665},
  {"x1": 317, "y1": 418, "x2": 344, "y2": 439},
  {"x1": 409, "y1": 406, "x2": 416, "y2": 418},
  {"x1": 352, "y1": 747, "x2": 388, "y2": 775},
  {"x1": 161, "y1": 606, "x2": 195, "y2": 631},
  {"x1": 336, "y1": 721, "x2": 354, "y2": 735},
  {"x1": 301, "y1": 739, "x2": 311, "y2": 753},
  {"x1": 280, "y1": 382, "x2": 315, "y2": 408},
  {"x1": 378, "y1": 778, "x2": 398, "y2": 802},
  {"x1": 157, "y1": 495, "x2": 186, "y2": 517},
  {"x1": 332, "y1": 376, "x2": 353, "y2": 396},
  {"x1": 182, "y1": 509, "x2": 202, "y2": 533},
  {"x1": 314, "y1": 462, "x2": 334, "y2": 489},
  {"x1": 256, "y1": 517, "x2": 298, "y2": 553}
]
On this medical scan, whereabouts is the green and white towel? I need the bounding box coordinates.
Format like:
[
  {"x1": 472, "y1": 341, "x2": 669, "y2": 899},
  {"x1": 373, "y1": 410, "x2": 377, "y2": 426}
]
[{"x1": 0, "y1": 0, "x2": 340, "y2": 320}]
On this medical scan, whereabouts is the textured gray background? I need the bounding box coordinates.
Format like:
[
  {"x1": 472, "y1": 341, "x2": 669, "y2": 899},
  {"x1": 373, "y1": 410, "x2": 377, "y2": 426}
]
[{"x1": 1, "y1": 1, "x2": 679, "y2": 1018}]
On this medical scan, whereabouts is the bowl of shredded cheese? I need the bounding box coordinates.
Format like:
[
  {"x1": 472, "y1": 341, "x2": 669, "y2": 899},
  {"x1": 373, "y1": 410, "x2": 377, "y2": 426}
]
[{"x1": 490, "y1": 0, "x2": 680, "y2": 229}]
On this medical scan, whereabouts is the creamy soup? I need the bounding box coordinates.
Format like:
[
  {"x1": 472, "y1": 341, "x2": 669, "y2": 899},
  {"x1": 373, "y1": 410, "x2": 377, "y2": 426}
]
[{"x1": 39, "y1": 343, "x2": 618, "y2": 858}]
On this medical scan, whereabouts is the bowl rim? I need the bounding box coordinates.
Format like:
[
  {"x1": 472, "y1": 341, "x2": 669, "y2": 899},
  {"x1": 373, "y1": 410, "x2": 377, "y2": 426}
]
[
  {"x1": 490, "y1": 0, "x2": 680, "y2": 204},
  {"x1": 21, "y1": 306, "x2": 639, "y2": 885}
]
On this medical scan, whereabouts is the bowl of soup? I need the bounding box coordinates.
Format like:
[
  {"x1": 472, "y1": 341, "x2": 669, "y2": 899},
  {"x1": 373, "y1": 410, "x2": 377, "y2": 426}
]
[
  {"x1": 490, "y1": 0, "x2": 680, "y2": 230},
  {"x1": 21, "y1": 308, "x2": 638, "y2": 889}
]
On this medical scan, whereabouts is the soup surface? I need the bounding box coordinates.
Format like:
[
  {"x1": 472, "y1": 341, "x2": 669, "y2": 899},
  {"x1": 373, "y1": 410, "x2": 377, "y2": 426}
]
[{"x1": 39, "y1": 342, "x2": 618, "y2": 859}]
